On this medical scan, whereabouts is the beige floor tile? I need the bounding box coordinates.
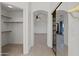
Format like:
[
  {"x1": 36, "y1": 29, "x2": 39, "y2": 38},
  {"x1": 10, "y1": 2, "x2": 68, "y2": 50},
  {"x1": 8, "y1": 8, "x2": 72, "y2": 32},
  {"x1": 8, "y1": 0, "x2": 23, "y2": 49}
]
[
  {"x1": 28, "y1": 34, "x2": 55, "y2": 56},
  {"x1": 2, "y1": 34, "x2": 55, "y2": 56}
]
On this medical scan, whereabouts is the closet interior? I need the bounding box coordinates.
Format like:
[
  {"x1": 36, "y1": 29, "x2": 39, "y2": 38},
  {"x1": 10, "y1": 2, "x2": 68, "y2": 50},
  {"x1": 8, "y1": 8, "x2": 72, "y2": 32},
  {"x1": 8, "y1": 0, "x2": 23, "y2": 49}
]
[{"x1": 1, "y1": 3, "x2": 23, "y2": 56}]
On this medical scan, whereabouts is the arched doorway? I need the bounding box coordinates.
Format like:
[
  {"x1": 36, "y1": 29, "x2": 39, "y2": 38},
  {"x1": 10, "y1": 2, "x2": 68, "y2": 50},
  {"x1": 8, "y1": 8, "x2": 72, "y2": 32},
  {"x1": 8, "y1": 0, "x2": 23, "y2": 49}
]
[
  {"x1": 33, "y1": 10, "x2": 48, "y2": 47},
  {"x1": 28, "y1": 10, "x2": 54, "y2": 55}
]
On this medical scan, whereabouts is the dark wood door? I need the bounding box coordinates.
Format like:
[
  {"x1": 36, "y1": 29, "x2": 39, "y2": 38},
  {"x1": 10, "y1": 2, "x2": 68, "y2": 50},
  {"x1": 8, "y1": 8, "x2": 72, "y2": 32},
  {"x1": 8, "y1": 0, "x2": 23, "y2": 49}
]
[
  {"x1": 52, "y1": 10, "x2": 57, "y2": 55},
  {"x1": 52, "y1": 2, "x2": 62, "y2": 56}
]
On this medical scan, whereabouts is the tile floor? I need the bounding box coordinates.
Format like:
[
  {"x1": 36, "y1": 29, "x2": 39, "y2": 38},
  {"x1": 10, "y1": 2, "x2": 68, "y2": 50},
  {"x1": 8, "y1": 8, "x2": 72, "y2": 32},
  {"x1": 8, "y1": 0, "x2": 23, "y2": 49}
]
[
  {"x1": 2, "y1": 34, "x2": 55, "y2": 56},
  {"x1": 28, "y1": 34, "x2": 55, "y2": 56}
]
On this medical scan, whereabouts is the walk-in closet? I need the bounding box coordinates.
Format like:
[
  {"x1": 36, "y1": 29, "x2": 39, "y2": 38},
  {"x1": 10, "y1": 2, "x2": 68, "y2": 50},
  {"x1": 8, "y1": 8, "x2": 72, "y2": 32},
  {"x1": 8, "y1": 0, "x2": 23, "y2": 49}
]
[{"x1": 1, "y1": 3, "x2": 23, "y2": 56}]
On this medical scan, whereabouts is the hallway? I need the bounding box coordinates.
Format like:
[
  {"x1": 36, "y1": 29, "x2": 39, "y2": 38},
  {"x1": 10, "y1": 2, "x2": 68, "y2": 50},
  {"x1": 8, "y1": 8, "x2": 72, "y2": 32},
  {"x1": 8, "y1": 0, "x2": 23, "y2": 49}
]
[{"x1": 28, "y1": 34, "x2": 54, "y2": 56}]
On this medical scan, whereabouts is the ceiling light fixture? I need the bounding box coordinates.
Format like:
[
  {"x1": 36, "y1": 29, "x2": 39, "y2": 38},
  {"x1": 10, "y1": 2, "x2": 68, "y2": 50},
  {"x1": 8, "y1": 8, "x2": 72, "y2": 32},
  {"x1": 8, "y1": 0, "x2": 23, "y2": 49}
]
[{"x1": 8, "y1": 5, "x2": 13, "y2": 8}]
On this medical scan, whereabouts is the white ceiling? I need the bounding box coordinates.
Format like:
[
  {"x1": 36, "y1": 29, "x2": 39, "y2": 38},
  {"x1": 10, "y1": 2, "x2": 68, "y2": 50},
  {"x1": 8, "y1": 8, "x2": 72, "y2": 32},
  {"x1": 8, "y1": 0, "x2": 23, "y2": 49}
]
[{"x1": 1, "y1": 3, "x2": 23, "y2": 12}]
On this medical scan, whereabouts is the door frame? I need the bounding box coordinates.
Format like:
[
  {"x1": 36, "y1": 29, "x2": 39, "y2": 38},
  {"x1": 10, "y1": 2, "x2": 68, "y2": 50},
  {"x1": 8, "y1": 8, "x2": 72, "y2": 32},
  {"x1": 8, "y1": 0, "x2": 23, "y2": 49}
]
[{"x1": 52, "y1": 2, "x2": 62, "y2": 56}]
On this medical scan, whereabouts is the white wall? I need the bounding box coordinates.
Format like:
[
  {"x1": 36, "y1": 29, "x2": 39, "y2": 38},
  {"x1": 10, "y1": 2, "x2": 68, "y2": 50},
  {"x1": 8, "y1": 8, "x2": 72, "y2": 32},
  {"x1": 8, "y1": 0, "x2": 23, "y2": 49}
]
[
  {"x1": 28, "y1": 2, "x2": 32, "y2": 50},
  {"x1": 68, "y1": 12, "x2": 79, "y2": 56},
  {"x1": 34, "y1": 13, "x2": 47, "y2": 33}
]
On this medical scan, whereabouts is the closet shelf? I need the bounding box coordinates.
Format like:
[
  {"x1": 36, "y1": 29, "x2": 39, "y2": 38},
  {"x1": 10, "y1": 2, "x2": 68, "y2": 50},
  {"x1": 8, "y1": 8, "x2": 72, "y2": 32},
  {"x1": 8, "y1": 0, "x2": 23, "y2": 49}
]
[
  {"x1": 1, "y1": 15, "x2": 11, "y2": 19},
  {"x1": 1, "y1": 30, "x2": 12, "y2": 33},
  {"x1": 4, "y1": 21, "x2": 23, "y2": 23}
]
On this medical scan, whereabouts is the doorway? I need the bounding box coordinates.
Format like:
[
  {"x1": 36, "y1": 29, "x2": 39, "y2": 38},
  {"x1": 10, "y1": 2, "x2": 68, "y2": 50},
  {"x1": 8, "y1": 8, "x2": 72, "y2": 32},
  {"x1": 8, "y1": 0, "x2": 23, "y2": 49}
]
[
  {"x1": 52, "y1": 2, "x2": 68, "y2": 56},
  {"x1": 33, "y1": 10, "x2": 48, "y2": 48},
  {"x1": 1, "y1": 3, "x2": 23, "y2": 56},
  {"x1": 28, "y1": 10, "x2": 54, "y2": 56}
]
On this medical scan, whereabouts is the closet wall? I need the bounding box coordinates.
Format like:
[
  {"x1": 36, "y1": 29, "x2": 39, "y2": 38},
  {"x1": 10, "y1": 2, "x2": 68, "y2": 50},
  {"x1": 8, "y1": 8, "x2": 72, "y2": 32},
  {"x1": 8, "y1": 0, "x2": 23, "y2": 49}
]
[
  {"x1": 1, "y1": 7, "x2": 23, "y2": 46},
  {"x1": 7, "y1": 11, "x2": 23, "y2": 44}
]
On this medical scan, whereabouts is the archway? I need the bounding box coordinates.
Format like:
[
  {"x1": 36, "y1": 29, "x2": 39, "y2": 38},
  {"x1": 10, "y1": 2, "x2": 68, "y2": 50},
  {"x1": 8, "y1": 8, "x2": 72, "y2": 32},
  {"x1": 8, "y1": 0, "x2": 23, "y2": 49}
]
[
  {"x1": 33, "y1": 10, "x2": 48, "y2": 47},
  {"x1": 28, "y1": 10, "x2": 54, "y2": 55}
]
